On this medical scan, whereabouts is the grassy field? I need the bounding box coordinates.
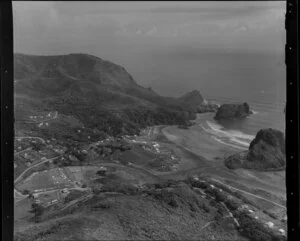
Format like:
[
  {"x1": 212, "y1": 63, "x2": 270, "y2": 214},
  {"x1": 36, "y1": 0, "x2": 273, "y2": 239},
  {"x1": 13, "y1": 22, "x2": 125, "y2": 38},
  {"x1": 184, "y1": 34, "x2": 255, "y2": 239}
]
[
  {"x1": 16, "y1": 168, "x2": 74, "y2": 192},
  {"x1": 65, "y1": 166, "x2": 85, "y2": 183},
  {"x1": 65, "y1": 166, "x2": 106, "y2": 184},
  {"x1": 15, "y1": 198, "x2": 34, "y2": 221},
  {"x1": 37, "y1": 190, "x2": 63, "y2": 204}
]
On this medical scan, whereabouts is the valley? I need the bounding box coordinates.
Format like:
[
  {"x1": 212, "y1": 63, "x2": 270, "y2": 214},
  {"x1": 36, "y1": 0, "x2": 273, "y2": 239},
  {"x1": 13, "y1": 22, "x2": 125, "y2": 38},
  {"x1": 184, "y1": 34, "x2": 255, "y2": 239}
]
[
  {"x1": 13, "y1": 53, "x2": 286, "y2": 241},
  {"x1": 14, "y1": 116, "x2": 287, "y2": 241}
]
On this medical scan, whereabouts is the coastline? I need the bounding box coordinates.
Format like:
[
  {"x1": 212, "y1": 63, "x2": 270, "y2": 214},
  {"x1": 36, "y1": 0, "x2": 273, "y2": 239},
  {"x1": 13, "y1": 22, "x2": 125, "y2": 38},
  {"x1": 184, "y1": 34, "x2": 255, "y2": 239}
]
[
  {"x1": 163, "y1": 113, "x2": 245, "y2": 161},
  {"x1": 155, "y1": 118, "x2": 286, "y2": 198}
]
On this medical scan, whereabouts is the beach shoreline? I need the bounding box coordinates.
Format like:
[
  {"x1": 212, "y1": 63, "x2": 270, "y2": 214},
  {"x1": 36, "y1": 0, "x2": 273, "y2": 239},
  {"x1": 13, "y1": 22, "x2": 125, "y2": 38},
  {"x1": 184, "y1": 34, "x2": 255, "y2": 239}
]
[{"x1": 154, "y1": 119, "x2": 286, "y2": 201}]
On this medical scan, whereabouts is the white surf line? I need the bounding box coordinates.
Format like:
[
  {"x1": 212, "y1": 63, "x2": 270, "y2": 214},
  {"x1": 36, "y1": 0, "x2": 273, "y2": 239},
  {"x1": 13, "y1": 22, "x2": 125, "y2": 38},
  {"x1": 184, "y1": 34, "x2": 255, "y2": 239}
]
[
  {"x1": 211, "y1": 178, "x2": 286, "y2": 209},
  {"x1": 210, "y1": 136, "x2": 246, "y2": 150}
]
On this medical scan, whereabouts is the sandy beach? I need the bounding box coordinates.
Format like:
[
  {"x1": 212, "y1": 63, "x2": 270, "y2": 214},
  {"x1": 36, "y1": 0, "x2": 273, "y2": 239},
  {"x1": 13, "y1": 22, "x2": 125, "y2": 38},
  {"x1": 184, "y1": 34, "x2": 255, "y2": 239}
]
[
  {"x1": 162, "y1": 113, "x2": 244, "y2": 161},
  {"x1": 157, "y1": 115, "x2": 286, "y2": 203}
]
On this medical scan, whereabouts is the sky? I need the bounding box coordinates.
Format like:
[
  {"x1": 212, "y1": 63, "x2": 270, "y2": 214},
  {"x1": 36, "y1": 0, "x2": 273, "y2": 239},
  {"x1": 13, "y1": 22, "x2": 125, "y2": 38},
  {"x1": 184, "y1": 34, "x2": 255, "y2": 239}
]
[
  {"x1": 13, "y1": 1, "x2": 286, "y2": 99},
  {"x1": 13, "y1": 1, "x2": 285, "y2": 54}
]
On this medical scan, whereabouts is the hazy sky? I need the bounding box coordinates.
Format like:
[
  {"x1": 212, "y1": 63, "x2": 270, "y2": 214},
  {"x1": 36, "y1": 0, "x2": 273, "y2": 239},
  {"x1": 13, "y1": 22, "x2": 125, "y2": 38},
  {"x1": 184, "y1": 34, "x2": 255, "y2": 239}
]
[
  {"x1": 13, "y1": 1, "x2": 285, "y2": 55},
  {"x1": 13, "y1": 1, "x2": 286, "y2": 99}
]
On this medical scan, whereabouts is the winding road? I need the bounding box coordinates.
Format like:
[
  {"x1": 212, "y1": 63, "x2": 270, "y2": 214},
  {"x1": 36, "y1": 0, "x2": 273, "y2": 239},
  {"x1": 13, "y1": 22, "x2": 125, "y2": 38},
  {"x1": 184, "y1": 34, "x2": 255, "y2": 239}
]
[
  {"x1": 211, "y1": 178, "x2": 286, "y2": 209},
  {"x1": 15, "y1": 136, "x2": 46, "y2": 144},
  {"x1": 14, "y1": 147, "x2": 33, "y2": 156},
  {"x1": 14, "y1": 156, "x2": 60, "y2": 184}
]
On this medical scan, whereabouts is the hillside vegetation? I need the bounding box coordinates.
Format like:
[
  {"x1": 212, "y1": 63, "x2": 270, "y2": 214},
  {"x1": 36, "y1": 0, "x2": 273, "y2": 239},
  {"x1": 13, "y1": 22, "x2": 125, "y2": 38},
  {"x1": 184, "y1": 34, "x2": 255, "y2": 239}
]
[{"x1": 14, "y1": 53, "x2": 197, "y2": 139}]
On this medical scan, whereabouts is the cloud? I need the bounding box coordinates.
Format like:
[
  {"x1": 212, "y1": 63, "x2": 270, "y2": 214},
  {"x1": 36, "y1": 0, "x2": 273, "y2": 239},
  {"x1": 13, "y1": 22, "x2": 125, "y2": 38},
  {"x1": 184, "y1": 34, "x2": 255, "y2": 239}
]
[
  {"x1": 145, "y1": 26, "x2": 158, "y2": 36},
  {"x1": 234, "y1": 26, "x2": 248, "y2": 33},
  {"x1": 13, "y1": 1, "x2": 285, "y2": 55}
]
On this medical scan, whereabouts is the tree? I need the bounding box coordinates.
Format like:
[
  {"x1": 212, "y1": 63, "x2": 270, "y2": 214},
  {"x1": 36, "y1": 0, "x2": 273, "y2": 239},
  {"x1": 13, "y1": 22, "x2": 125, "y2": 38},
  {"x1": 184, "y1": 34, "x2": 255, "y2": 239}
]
[
  {"x1": 29, "y1": 203, "x2": 45, "y2": 221},
  {"x1": 22, "y1": 189, "x2": 30, "y2": 195},
  {"x1": 28, "y1": 193, "x2": 34, "y2": 199},
  {"x1": 96, "y1": 169, "x2": 106, "y2": 176}
]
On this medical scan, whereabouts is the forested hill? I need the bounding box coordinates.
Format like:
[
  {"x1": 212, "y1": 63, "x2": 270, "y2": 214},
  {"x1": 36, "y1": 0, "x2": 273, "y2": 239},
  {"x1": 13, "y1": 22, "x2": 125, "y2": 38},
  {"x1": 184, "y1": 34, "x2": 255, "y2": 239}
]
[{"x1": 14, "y1": 53, "x2": 197, "y2": 138}]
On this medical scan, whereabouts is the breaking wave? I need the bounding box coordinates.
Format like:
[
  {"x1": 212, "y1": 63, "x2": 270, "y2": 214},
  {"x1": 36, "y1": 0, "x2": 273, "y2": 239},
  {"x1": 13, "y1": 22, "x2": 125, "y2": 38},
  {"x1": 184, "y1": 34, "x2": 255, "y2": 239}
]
[
  {"x1": 211, "y1": 136, "x2": 246, "y2": 150},
  {"x1": 201, "y1": 120, "x2": 255, "y2": 150}
]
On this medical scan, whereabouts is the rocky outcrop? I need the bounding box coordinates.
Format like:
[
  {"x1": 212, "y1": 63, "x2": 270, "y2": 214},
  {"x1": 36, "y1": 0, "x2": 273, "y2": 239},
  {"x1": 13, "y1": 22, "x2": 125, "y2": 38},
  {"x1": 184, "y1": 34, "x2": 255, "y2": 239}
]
[
  {"x1": 225, "y1": 128, "x2": 285, "y2": 171},
  {"x1": 214, "y1": 103, "x2": 252, "y2": 120},
  {"x1": 247, "y1": 128, "x2": 285, "y2": 169},
  {"x1": 178, "y1": 90, "x2": 204, "y2": 106},
  {"x1": 197, "y1": 103, "x2": 219, "y2": 113},
  {"x1": 177, "y1": 90, "x2": 219, "y2": 113}
]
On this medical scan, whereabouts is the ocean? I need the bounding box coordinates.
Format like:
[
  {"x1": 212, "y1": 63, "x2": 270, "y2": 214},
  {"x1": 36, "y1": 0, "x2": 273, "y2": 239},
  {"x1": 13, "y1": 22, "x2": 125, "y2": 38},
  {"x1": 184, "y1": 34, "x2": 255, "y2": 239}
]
[
  {"x1": 99, "y1": 47, "x2": 286, "y2": 150},
  {"x1": 144, "y1": 49, "x2": 286, "y2": 151},
  {"x1": 198, "y1": 98, "x2": 285, "y2": 151}
]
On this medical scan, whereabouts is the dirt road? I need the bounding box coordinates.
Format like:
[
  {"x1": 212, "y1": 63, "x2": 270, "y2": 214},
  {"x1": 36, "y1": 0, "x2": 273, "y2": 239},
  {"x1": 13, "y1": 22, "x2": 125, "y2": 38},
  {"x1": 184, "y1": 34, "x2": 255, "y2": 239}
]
[
  {"x1": 212, "y1": 178, "x2": 286, "y2": 209},
  {"x1": 14, "y1": 156, "x2": 60, "y2": 184}
]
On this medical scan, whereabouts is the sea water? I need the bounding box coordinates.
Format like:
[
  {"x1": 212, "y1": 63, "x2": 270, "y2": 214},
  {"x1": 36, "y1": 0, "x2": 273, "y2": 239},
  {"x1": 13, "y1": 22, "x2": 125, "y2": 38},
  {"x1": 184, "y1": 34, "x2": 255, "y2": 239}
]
[
  {"x1": 103, "y1": 47, "x2": 286, "y2": 150},
  {"x1": 188, "y1": 51, "x2": 286, "y2": 150},
  {"x1": 199, "y1": 97, "x2": 285, "y2": 150}
]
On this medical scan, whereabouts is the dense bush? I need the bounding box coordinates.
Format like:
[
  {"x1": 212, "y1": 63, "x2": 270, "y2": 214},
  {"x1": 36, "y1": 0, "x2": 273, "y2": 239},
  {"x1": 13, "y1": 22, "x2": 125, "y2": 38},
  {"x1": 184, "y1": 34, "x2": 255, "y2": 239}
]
[
  {"x1": 64, "y1": 190, "x2": 85, "y2": 204},
  {"x1": 43, "y1": 90, "x2": 197, "y2": 139},
  {"x1": 205, "y1": 188, "x2": 227, "y2": 202},
  {"x1": 147, "y1": 190, "x2": 180, "y2": 208},
  {"x1": 237, "y1": 211, "x2": 286, "y2": 241},
  {"x1": 224, "y1": 198, "x2": 240, "y2": 211},
  {"x1": 29, "y1": 203, "x2": 45, "y2": 222},
  {"x1": 98, "y1": 177, "x2": 139, "y2": 195},
  {"x1": 200, "y1": 202, "x2": 210, "y2": 213},
  {"x1": 263, "y1": 210, "x2": 278, "y2": 220},
  {"x1": 185, "y1": 178, "x2": 209, "y2": 189}
]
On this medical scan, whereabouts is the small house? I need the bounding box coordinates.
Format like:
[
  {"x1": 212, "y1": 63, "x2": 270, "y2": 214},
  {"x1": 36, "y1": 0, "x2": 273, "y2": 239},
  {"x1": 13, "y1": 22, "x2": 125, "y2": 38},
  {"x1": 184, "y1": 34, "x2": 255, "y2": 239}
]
[
  {"x1": 266, "y1": 222, "x2": 274, "y2": 228},
  {"x1": 96, "y1": 166, "x2": 107, "y2": 176}
]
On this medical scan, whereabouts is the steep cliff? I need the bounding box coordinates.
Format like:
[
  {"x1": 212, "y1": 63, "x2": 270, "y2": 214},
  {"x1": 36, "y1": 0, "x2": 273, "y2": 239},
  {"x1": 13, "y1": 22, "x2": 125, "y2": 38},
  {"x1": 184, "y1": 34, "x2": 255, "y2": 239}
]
[{"x1": 225, "y1": 128, "x2": 285, "y2": 170}]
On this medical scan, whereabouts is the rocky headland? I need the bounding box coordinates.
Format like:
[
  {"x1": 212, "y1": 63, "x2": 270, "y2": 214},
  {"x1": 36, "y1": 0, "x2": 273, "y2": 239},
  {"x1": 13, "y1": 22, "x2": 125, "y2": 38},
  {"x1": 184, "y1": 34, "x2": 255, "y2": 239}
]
[
  {"x1": 225, "y1": 128, "x2": 286, "y2": 171},
  {"x1": 177, "y1": 90, "x2": 219, "y2": 113}
]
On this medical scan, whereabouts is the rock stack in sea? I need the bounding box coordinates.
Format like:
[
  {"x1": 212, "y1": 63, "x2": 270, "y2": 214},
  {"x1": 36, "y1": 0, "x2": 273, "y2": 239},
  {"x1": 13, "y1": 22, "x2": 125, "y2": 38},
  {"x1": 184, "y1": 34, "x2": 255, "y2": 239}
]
[
  {"x1": 214, "y1": 102, "x2": 252, "y2": 120},
  {"x1": 225, "y1": 128, "x2": 285, "y2": 171}
]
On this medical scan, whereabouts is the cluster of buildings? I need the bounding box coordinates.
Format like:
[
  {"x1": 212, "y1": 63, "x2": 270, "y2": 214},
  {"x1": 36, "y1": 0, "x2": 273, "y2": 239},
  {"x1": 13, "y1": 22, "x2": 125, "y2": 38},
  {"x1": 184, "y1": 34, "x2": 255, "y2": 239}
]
[{"x1": 29, "y1": 111, "x2": 58, "y2": 121}]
